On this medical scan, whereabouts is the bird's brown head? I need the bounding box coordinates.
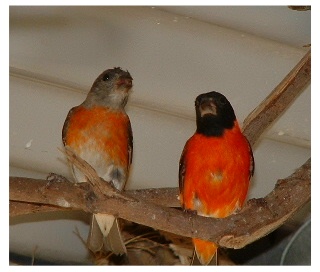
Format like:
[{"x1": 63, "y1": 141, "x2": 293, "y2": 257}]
[
  {"x1": 195, "y1": 91, "x2": 236, "y2": 136},
  {"x1": 85, "y1": 67, "x2": 133, "y2": 109}
]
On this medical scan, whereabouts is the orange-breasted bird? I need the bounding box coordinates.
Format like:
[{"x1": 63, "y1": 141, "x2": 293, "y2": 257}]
[
  {"x1": 62, "y1": 67, "x2": 133, "y2": 255},
  {"x1": 179, "y1": 91, "x2": 254, "y2": 265}
]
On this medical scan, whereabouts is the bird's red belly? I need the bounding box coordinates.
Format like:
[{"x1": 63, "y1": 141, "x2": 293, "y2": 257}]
[
  {"x1": 64, "y1": 106, "x2": 130, "y2": 168},
  {"x1": 181, "y1": 129, "x2": 251, "y2": 218}
]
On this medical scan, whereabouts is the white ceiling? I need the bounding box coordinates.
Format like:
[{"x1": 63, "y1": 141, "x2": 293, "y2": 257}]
[
  {"x1": 158, "y1": 6, "x2": 311, "y2": 47},
  {"x1": 9, "y1": 6, "x2": 311, "y2": 264}
]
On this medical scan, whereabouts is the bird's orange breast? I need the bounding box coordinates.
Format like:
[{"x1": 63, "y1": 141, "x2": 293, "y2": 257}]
[
  {"x1": 181, "y1": 122, "x2": 251, "y2": 218},
  {"x1": 64, "y1": 106, "x2": 130, "y2": 168}
]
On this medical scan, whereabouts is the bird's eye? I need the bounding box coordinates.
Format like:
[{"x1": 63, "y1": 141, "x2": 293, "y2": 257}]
[{"x1": 102, "y1": 73, "x2": 110, "y2": 81}]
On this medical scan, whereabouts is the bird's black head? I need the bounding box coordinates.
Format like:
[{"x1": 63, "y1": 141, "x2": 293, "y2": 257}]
[{"x1": 195, "y1": 91, "x2": 236, "y2": 137}]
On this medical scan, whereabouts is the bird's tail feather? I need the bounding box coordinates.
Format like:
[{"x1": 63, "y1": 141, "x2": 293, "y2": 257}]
[
  {"x1": 87, "y1": 213, "x2": 127, "y2": 255},
  {"x1": 193, "y1": 238, "x2": 218, "y2": 265}
]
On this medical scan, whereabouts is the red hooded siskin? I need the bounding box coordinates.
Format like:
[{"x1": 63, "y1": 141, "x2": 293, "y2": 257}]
[
  {"x1": 62, "y1": 67, "x2": 133, "y2": 255},
  {"x1": 179, "y1": 91, "x2": 254, "y2": 265}
]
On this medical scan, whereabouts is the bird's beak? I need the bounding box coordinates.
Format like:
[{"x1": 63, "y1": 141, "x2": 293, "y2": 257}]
[
  {"x1": 200, "y1": 98, "x2": 217, "y2": 117},
  {"x1": 117, "y1": 75, "x2": 133, "y2": 90}
]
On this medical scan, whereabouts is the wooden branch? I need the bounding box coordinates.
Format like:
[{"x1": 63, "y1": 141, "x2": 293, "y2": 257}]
[
  {"x1": 10, "y1": 201, "x2": 65, "y2": 216},
  {"x1": 9, "y1": 156, "x2": 310, "y2": 249},
  {"x1": 243, "y1": 49, "x2": 311, "y2": 146},
  {"x1": 9, "y1": 187, "x2": 180, "y2": 217}
]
